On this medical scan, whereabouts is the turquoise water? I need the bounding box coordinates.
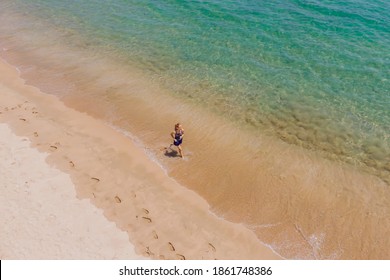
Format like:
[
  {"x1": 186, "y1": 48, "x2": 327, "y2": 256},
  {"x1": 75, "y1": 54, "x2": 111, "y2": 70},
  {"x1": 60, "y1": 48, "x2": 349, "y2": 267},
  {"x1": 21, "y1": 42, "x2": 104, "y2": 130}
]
[
  {"x1": 1, "y1": 0, "x2": 390, "y2": 259},
  {"x1": 2, "y1": 0, "x2": 390, "y2": 181}
]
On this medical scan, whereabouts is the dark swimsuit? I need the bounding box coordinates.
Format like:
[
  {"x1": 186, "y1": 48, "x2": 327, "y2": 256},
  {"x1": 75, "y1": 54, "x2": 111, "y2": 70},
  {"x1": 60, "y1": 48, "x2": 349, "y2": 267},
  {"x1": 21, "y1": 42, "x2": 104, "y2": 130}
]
[{"x1": 173, "y1": 130, "x2": 183, "y2": 146}]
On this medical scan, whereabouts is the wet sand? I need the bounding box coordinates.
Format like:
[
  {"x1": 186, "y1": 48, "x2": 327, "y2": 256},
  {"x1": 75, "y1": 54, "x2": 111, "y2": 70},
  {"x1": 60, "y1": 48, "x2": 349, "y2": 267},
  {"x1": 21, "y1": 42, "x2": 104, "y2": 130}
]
[
  {"x1": 1, "y1": 0, "x2": 390, "y2": 260},
  {"x1": 1, "y1": 36, "x2": 390, "y2": 259},
  {"x1": 0, "y1": 58, "x2": 280, "y2": 260},
  {"x1": 0, "y1": 123, "x2": 146, "y2": 259}
]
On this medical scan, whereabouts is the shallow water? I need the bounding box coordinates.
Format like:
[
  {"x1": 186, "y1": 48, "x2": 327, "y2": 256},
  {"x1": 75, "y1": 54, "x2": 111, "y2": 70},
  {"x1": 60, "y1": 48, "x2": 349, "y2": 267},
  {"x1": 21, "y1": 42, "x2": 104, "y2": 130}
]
[{"x1": 1, "y1": 0, "x2": 389, "y2": 259}]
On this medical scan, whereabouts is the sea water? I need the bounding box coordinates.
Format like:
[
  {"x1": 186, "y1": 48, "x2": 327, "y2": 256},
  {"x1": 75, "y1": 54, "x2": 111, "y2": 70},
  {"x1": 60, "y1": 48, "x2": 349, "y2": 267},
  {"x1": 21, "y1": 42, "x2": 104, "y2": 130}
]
[{"x1": 1, "y1": 0, "x2": 389, "y2": 259}]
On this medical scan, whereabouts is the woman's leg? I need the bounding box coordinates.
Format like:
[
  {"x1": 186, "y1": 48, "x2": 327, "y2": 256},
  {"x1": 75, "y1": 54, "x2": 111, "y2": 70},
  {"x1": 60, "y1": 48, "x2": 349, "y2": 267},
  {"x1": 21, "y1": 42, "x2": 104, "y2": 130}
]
[{"x1": 178, "y1": 145, "x2": 183, "y2": 158}]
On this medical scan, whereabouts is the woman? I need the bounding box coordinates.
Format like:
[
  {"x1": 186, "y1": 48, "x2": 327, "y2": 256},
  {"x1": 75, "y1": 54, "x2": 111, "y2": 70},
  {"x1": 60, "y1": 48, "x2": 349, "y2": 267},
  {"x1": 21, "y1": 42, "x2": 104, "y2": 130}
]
[{"x1": 170, "y1": 123, "x2": 184, "y2": 158}]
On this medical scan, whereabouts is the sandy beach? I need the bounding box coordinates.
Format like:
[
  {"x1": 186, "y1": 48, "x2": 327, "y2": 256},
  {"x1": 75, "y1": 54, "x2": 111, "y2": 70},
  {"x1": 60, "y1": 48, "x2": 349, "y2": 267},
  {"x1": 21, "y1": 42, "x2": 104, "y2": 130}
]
[
  {"x1": 0, "y1": 58, "x2": 281, "y2": 260},
  {"x1": 0, "y1": 123, "x2": 145, "y2": 259},
  {"x1": 2, "y1": 0, "x2": 390, "y2": 260}
]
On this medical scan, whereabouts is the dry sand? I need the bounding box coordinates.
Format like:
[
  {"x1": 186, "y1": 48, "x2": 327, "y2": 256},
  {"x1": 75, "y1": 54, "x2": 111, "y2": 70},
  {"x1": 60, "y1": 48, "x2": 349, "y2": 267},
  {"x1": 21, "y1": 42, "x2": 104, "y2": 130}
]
[
  {"x1": 0, "y1": 123, "x2": 144, "y2": 259},
  {"x1": 0, "y1": 58, "x2": 281, "y2": 260}
]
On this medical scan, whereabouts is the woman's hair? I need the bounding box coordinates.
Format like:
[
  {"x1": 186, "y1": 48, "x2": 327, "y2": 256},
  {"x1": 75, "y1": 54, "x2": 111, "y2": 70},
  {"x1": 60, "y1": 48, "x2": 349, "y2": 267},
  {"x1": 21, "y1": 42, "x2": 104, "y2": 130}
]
[{"x1": 175, "y1": 123, "x2": 181, "y2": 129}]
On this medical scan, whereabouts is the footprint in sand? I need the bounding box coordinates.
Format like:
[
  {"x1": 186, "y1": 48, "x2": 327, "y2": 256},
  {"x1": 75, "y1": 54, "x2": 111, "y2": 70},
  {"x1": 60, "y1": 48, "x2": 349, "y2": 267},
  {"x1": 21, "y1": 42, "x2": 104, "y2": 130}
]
[
  {"x1": 152, "y1": 230, "x2": 158, "y2": 239},
  {"x1": 69, "y1": 161, "x2": 75, "y2": 167},
  {"x1": 168, "y1": 242, "x2": 175, "y2": 251},
  {"x1": 142, "y1": 217, "x2": 152, "y2": 223},
  {"x1": 31, "y1": 107, "x2": 38, "y2": 114},
  {"x1": 91, "y1": 177, "x2": 100, "y2": 182},
  {"x1": 208, "y1": 243, "x2": 216, "y2": 252},
  {"x1": 145, "y1": 246, "x2": 154, "y2": 257},
  {"x1": 19, "y1": 118, "x2": 27, "y2": 122},
  {"x1": 49, "y1": 145, "x2": 58, "y2": 151},
  {"x1": 176, "y1": 254, "x2": 186, "y2": 260},
  {"x1": 114, "y1": 196, "x2": 122, "y2": 203},
  {"x1": 33, "y1": 132, "x2": 38, "y2": 137},
  {"x1": 139, "y1": 208, "x2": 151, "y2": 222},
  {"x1": 49, "y1": 142, "x2": 61, "y2": 151}
]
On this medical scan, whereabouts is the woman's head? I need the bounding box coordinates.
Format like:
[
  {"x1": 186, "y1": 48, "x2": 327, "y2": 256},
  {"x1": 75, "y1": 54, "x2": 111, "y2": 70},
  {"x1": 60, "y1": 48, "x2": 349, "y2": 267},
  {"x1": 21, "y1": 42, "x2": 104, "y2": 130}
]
[{"x1": 175, "y1": 123, "x2": 181, "y2": 130}]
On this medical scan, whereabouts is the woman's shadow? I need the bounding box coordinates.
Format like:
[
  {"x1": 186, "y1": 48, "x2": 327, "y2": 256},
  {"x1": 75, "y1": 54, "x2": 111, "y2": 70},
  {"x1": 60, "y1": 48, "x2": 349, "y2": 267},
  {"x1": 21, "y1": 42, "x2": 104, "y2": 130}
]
[{"x1": 164, "y1": 146, "x2": 180, "y2": 158}]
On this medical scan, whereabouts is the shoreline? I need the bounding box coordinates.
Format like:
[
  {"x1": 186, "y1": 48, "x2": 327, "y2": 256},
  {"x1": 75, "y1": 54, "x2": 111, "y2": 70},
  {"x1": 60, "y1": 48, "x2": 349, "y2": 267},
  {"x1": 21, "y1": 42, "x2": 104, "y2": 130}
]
[
  {"x1": 1, "y1": 1, "x2": 389, "y2": 260},
  {"x1": 0, "y1": 57, "x2": 281, "y2": 259},
  {"x1": 2, "y1": 38, "x2": 390, "y2": 258}
]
